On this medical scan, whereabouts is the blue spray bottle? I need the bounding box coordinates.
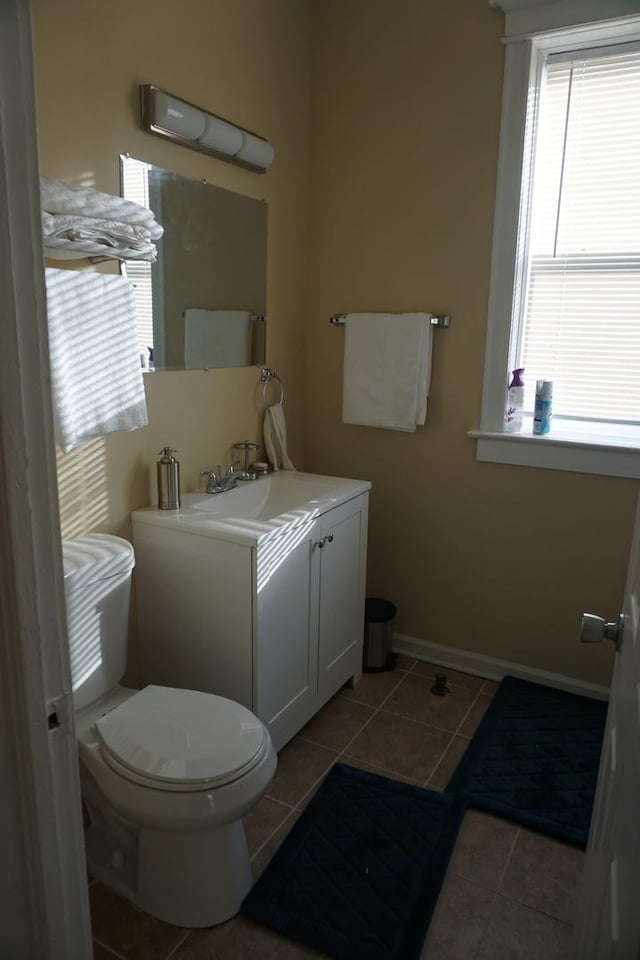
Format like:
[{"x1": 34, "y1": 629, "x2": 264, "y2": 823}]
[{"x1": 533, "y1": 380, "x2": 553, "y2": 435}]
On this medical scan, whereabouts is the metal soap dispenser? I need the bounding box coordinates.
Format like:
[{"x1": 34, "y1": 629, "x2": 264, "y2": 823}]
[{"x1": 157, "y1": 447, "x2": 181, "y2": 510}]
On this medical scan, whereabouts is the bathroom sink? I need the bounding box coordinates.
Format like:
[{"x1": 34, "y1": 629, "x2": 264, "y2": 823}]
[
  {"x1": 132, "y1": 471, "x2": 371, "y2": 545},
  {"x1": 183, "y1": 473, "x2": 340, "y2": 522}
]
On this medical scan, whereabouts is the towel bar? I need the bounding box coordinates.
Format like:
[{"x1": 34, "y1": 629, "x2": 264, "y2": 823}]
[{"x1": 330, "y1": 313, "x2": 451, "y2": 328}]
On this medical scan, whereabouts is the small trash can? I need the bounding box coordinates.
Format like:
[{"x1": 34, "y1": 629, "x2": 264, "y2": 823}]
[{"x1": 363, "y1": 597, "x2": 398, "y2": 673}]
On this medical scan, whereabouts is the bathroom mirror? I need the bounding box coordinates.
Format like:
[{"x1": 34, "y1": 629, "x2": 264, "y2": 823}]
[{"x1": 120, "y1": 155, "x2": 267, "y2": 371}]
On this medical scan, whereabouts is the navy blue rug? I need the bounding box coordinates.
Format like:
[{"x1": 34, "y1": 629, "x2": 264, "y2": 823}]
[
  {"x1": 446, "y1": 675, "x2": 608, "y2": 848},
  {"x1": 242, "y1": 763, "x2": 467, "y2": 960}
]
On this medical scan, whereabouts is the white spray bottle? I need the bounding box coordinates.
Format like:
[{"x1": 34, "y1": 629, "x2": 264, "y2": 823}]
[{"x1": 505, "y1": 368, "x2": 525, "y2": 433}]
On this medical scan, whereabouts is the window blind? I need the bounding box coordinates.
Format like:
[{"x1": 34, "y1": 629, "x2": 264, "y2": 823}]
[
  {"x1": 519, "y1": 45, "x2": 640, "y2": 423},
  {"x1": 120, "y1": 158, "x2": 154, "y2": 355}
]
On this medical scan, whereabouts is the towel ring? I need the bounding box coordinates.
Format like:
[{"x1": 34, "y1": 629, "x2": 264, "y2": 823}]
[{"x1": 259, "y1": 367, "x2": 284, "y2": 405}]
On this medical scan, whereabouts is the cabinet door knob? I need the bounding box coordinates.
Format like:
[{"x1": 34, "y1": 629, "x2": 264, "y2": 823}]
[{"x1": 314, "y1": 534, "x2": 334, "y2": 549}]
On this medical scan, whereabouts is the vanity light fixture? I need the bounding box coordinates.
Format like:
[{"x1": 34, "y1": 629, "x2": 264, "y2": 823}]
[{"x1": 140, "y1": 84, "x2": 275, "y2": 174}]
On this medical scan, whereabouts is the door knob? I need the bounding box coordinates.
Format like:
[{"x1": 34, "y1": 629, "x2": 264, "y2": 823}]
[{"x1": 581, "y1": 613, "x2": 624, "y2": 650}]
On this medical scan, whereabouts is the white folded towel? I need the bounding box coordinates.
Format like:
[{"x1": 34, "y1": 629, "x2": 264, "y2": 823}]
[
  {"x1": 45, "y1": 268, "x2": 148, "y2": 452},
  {"x1": 342, "y1": 312, "x2": 433, "y2": 431},
  {"x1": 40, "y1": 177, "x2": 163, "y2": 239},
  {"x1": 42, "y1": 212, "x2": 158, "y2": 262},
  {"x1": 263, "y1": 403, "x2": 296, "y2": 471},
  {"x1": 184, "y1": 308, "x2": 252, "y2": 368}
]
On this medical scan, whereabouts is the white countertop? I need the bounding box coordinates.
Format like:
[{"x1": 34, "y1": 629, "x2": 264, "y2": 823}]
[{"x1": 132, "y1": 471, "x2": 371, "y2": 547}]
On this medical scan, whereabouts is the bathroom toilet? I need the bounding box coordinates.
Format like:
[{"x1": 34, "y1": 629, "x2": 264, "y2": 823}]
[{"x1": 63, "y1": 533, "x2": 276, "y2": 928}]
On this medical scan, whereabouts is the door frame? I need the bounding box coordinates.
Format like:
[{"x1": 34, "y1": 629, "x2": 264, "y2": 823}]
[{"x1": 0, "y1": 0, "x2": 92, "y2": 956}]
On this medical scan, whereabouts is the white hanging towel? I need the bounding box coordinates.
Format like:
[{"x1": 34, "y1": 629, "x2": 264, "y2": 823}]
[
  {"x1": 342, "y1": 312, "x2": 432, "y2": 431},
  {"x1": 263, "y1": 403, "x2": 296, "y2": 471},
  {"x1": 45, "y1": 268, "x2": 148, "y2": 452},
  {"x1": 184, "y1": 308, "x2": 252, "y2": 368}
]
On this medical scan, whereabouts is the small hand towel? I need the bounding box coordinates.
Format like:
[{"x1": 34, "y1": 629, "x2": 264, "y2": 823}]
[
  {"x1": 45, "y1": 268, "x2": 148, "y2": 452},
  {"x1": 263, "y1": 403, "x2": 296, "y2": 471},
  {"x1": 342, "y1": 312, "x2": 432, "y2": 431},
  {"x1": 184, "y1": 308, "x2": 252, "y2": 368}
]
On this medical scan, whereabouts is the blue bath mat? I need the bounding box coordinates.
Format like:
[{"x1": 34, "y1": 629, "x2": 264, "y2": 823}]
[
  {"x1": 447, "y1": 676, "x2": 608, "y2": 848},
  {"x1": 242, "y1": 763, "x2": 466, "y2": 960}
]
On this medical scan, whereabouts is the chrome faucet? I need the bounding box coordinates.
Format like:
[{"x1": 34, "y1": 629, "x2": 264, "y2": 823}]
[{"x1": 200, "y1": 462, "x2": 240, "y2": 495}]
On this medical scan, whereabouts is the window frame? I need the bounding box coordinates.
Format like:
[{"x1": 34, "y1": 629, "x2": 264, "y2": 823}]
[{"x1": 473, "y1": 5, "x2": 640, "y2": 478}]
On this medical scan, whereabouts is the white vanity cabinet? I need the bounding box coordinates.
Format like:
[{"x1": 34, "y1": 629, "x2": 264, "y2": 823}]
[{"x1": 132, "y1": 479, "x2": 369, "y2": 751}]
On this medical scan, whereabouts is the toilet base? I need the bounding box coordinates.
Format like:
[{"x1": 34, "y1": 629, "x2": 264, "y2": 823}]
[
  {"x1": 85, "y1": 811, "x2": 254, "y2": 928},
  {"x1": 138, "y1": 820, "x2": 253, "y2": 927},
  {"x1": 81, "y1": 758, "x2": 266, "y2": 928}
]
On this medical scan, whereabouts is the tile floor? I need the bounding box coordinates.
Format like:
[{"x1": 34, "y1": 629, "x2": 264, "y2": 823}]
[{"x1": 90, "y1": 658, "x2": 583, "y2": 959}]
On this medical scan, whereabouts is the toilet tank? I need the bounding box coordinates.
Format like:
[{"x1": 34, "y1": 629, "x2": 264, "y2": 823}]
[{"x1": 62, "y1": 534, "x2": 135, "y2": 712}]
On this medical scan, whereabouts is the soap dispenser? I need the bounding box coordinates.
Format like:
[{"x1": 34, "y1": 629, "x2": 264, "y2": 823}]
[{"x1": 157, "y1": 447, "x2": 181, "y2": 510}]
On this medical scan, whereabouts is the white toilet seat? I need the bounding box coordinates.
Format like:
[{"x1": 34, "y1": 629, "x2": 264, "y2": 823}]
[{"x1": 95, "y1": 685, "x2": 268, "y2": 792}]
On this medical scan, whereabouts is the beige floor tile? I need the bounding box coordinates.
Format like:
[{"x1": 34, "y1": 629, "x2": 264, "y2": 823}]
[
  {"x1": 340, "y1": 669, "x2": 405, "y2": 707},
  {"x1": 173, "y1": 913, "x2": 323, "y2": 959},
  {"x1": 482, "y1": 678, "x2": 501, "y2": 694},
  {"x1": 500, "y1": 829, "x2": 585, "y2": 923},
  {"x1": 89, "y1": 883, "x2": 187, "y2": 959},
  {"x1": 266, "y1": 738, "x2": 337, "y2": 806},
  {"x1": 250, "y1": 808, "x2": 301, "y2": 879},
  {"x1": 420, "y1": 875, "x2": 495, "y2": 959},
  {"x1": 394, "y1": 654, "x2": 418, "y2": 672},
  {"x1": 93, "y1": 942, "x2": 125, "y2": 960},
  {"x1": 448, "y1": 811, "x2": 518, "y2": 889},
  {"x1": 411, "y1": 661, "x2": 485, "y2": 690},
  {"x1": 383, "y1": 674, "x2": 477, "y2": 733},
  {"x1": 458, "y1": 692, "x2": 494, "y2": 737},
  {"x1": 244, "y1": 796, "x2": 294, "y2": 856},
  {"x1": 427, "y1": 735, "x2": 470, "y2": 790},
  {"x1": 344, "y1": 711, "x2": 451, "y2": 782},
  {"x1": 338, "y1": 755, "x2": 423, "y2": 786},
  {"x1": 475, "y1": 895, "x2": 573, "y2": 960},
  {"x1": 298, "y1": 695, "x2": 374, "y2": 751}
]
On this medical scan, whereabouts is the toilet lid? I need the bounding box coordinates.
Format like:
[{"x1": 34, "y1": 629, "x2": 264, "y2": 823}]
[{"x1": 95, "y1": 685, "x2": 267, "y2": 789}]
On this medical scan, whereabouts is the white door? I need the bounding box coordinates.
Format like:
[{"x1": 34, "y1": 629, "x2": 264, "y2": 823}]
[
  {"x1": 317, "y1": 494, "x2": 368, "y2": 702},
  {"x1": 573, "y1": 493, "x2": 640, "y2": 959},
  {"x1": 256, "y1": 515, "x2": 322, "y2": 750},
  {"x1": 0, "y1": 1, "x2": 92, "y2": 957}
]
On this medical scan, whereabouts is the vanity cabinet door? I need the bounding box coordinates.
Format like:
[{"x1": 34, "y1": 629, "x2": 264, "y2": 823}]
[
  {"x1": 255, "y1": 515, "x2": 321, "y2": 751},
  {"x1": 317, "y1": 494, "x2": 368, "y2": 703}
]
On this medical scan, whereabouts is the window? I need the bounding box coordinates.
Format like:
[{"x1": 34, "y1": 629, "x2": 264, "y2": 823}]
[
  {"x1": 120, "y1": 156, "x2": 154, "y2": 359},
  {"x1": 520, "y1": 45, "x2": 640, "y2": 423},
  {"x1": 474, "y1": 5, "x2": 640, "y2": 479}
]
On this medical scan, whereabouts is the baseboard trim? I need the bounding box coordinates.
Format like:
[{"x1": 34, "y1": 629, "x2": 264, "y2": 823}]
[{"x1": 393, "y1": 632, "x2": 610, "y2": 701}]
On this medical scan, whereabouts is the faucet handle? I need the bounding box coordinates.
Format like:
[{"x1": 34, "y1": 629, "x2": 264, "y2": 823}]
[
  {"x1": 225, "y1": 460, "x2": 242, "y2": 479},
  {"x1": 200, "y1": 469, "x2": 219, "y2": 482}
]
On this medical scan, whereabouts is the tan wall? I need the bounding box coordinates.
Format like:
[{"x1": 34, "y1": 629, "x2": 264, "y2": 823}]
[
  {"x1": 33, "y1": 0, "x2": 312, "y2": 541},
  {"x1": 33, "y1": 0, "x2": 638, "y2": 689},
  {"x1": 305, "y1": 0, "x2": 639, "y2": 685}
]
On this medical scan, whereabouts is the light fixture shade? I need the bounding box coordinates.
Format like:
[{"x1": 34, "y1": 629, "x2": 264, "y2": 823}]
[
  {"x1": 236, "y1": 132, "x2": 275, "y2": 170},
  {"x1": 153, "y1": 91, "x2": 206, "y2": 142},
  {"x1": 198, "y1": 115, "x2": 244, "y2": 156},
  {"x1": 141, "y1": 85, "x2": 274, "y2": 173}
]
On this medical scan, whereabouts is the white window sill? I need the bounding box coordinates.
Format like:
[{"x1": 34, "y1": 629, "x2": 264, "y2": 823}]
[{"x1": 469, "y1": 416, "x2": 640, "y2": 479}]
